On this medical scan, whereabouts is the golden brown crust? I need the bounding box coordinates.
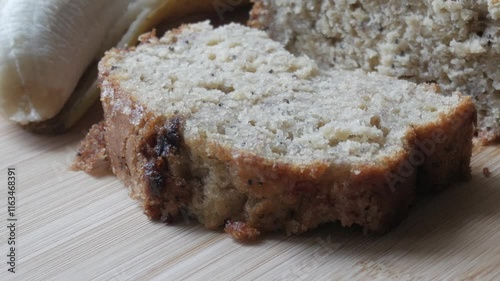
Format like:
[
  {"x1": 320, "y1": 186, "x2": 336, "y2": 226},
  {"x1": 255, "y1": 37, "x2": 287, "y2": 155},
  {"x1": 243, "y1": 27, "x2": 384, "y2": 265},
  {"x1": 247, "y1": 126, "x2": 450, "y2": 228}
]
[
  {"x1": 223, "y1": 147, "x2": 416, "y2": 234},
  {"x1": 100, "y1": 75, "x2": 192, "y2": 221},
  {"x1": 413, "y1": 97, "x2": 477, "y2": 193}
]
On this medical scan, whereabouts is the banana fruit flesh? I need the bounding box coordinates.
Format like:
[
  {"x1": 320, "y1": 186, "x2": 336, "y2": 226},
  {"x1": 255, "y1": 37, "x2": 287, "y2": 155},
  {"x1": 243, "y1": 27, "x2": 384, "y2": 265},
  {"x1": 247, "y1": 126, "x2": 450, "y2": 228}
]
[
  {"x1": 0, "y1": 0, "x2": 234, "y2": 133},
  {"x1": 0, "y1": 0, "x2": 136, "y2": 125}
]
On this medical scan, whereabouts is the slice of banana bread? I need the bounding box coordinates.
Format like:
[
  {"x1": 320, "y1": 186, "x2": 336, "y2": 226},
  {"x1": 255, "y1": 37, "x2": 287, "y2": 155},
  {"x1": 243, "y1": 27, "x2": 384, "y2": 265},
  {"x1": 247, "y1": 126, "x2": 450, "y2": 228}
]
[
  {"x1": 93, "y1": 22, "x2": 475, "y2": 239},
  {"x1": 249, "y1": 0, "x2": 499, "y2": 142}
]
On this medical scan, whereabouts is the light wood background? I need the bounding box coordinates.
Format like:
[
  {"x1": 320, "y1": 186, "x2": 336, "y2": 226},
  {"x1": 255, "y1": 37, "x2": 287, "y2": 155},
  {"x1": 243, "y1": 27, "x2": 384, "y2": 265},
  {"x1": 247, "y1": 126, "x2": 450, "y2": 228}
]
[{"x1": 0, "y1": 110, "x2": 499, "y2": 281}]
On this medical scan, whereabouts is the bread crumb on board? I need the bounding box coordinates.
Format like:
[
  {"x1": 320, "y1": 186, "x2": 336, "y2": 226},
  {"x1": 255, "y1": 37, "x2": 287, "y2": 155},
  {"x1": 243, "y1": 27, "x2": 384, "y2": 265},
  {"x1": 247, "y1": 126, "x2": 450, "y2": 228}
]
[{"x1": 483, "y1": 167, "x2": 491, "y2": 178}]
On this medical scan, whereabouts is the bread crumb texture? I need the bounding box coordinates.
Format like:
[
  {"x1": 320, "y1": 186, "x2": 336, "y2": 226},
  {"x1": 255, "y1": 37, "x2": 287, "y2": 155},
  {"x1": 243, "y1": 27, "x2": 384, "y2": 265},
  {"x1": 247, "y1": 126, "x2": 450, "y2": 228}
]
[
  {"x1": 72, "y1": 122, "x2": 109, "y2": 172},
  {"x1": 250, "y1": 0, "x2": 500, "y2": 142},
  {"x1": 96, "y1": 22, "x2": 476, "y2": 239}
]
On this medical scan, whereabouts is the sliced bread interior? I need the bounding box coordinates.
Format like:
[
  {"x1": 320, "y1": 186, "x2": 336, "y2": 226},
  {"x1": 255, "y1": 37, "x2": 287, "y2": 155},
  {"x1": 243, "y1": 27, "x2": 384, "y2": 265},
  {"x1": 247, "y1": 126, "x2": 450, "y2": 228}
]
[
  {"x1": 249, "y1": 0, "x2": 499, "y2": 142},
  {"x1": 92, "y1": 21, "x2": 476, "y2": 239}
]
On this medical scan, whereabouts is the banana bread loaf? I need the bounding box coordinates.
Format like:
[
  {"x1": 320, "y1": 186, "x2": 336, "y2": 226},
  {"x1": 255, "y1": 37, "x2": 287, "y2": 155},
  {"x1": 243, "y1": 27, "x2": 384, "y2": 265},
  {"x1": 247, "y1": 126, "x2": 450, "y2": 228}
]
[
  {"x1": 79, "y1": 22, "x2": 476, "y2": 239},
  {"x1": 249, "y1": 0, "x2": 499, "y2": 142}
]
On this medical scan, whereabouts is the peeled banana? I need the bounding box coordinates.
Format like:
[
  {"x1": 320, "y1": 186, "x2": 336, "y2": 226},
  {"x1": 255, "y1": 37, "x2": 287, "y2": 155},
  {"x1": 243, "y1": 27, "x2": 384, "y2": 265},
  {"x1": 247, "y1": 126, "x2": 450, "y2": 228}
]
[{"x1": 0, "y1": 0, "x2": 235, "y2": 133}]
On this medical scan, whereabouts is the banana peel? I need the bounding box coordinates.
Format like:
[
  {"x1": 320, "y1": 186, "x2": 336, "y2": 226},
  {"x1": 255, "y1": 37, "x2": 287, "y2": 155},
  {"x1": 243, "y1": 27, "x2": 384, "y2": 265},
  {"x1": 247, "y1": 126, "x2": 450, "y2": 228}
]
[{"x1": 1, "y1": 0, "x2": 250, "y2": 134}]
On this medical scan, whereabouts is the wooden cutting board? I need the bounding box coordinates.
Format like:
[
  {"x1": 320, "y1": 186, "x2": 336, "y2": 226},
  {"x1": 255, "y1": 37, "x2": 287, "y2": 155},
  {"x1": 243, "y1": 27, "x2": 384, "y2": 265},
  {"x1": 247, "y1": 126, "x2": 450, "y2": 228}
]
[{"x1": 0, "y1": 110, "x2": 499, "y2": 281}]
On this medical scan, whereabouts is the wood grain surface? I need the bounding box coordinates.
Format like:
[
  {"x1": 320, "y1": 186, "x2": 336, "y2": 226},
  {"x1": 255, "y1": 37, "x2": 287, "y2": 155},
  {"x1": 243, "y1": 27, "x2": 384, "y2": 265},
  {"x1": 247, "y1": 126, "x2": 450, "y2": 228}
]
[{"x1": 0, "y1": 111, "x2": 499, "y2": 281}]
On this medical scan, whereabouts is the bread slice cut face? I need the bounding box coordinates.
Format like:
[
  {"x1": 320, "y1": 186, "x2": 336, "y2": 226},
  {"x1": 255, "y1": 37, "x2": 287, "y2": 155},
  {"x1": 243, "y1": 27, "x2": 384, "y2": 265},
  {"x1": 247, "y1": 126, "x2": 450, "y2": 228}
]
[
  {"x1": 248, "y1": 0, "x2": 499, "y2": 142},
  {"x1": 95, "y1": 22, "x2": 476, "y2": 239}
]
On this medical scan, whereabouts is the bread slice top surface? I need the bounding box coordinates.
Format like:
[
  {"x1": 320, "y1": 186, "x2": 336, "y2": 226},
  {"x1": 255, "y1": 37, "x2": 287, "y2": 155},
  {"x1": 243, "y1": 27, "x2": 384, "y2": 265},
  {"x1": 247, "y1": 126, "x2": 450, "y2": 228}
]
[{"x1": 99, "y1": 21, "x2": 465, "y2": 168}]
